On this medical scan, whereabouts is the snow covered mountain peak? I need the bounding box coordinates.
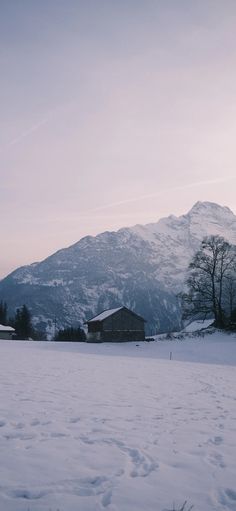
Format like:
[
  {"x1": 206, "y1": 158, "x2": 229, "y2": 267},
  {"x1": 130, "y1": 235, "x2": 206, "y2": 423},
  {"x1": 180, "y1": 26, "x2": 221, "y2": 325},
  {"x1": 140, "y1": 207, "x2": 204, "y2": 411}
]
[
  {"x1": 0, "y1": 201, "x2": 236, "y2": 335},
  {"x1": 130, "y1": 201, "x2": 236, "y2": 249},
  {"x1": 182, "y1": 201, "x2": 236, "y2": 243},
  {"x1": 187, "y1": 200, "x2": 234, "y2": 219}
]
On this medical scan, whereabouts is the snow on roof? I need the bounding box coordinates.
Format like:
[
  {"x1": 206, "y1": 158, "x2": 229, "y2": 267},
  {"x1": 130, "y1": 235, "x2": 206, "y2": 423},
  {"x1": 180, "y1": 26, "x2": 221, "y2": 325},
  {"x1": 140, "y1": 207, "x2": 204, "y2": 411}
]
[
  {"x1": 88, "y1": 307, "x2": 123, "y2": 322},
  {"x1": 183, "y1": 319, "x2": 214, "y2": 333},
  {"x1": 0, "y1": 324, "x2": 15, "y2": 332}
]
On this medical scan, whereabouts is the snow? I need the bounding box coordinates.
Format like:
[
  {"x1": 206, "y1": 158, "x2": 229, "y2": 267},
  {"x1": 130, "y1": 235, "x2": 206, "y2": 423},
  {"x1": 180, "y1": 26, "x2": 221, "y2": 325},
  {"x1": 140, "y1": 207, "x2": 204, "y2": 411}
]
[
  {"x1": 87, "y1": 307, "x2": 123, "y2": 322},
  {"x1": 130, "y1": 201, "x2": 236, "y2": 293},
  {"x1": 0, "y1": 324, "x2": 15, "y2": 332},
  {"x1": 183, "y1": 319, "x2": 214, "y2": 332},
  {"x1": 5, "y1": 201, "x2": 236, "y2": 336},
  {"x1": 0, "y1": 333, "x2": 236, "y2": 511}
]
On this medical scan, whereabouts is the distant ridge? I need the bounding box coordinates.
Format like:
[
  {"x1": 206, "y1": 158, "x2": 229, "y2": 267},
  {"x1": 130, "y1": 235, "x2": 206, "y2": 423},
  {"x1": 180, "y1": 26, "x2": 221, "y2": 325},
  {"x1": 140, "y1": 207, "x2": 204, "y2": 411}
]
[{"x1": 0, "y1": 201, "x2": 236, "y2": 337}]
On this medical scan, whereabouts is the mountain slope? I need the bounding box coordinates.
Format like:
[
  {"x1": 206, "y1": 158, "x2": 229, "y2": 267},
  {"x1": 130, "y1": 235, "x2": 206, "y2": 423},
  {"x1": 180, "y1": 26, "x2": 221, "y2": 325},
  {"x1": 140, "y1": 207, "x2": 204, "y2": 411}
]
[{"x1": 1, "y1": 201, "x2": 236, "y2": 336}]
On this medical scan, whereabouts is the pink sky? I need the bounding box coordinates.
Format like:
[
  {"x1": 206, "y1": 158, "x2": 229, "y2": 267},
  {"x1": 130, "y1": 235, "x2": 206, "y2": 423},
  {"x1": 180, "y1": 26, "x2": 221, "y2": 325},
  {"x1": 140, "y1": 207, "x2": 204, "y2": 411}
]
[{"x1": 1, "y1": 1, "x2": 236, "y2": 278}]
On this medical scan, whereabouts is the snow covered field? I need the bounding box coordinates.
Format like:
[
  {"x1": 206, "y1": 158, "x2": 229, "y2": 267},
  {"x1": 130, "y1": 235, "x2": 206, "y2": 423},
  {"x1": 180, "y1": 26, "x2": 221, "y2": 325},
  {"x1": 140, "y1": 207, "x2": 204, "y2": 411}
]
[{"x1": 0, "y1": 334, "x2": 236, "y2": 511}]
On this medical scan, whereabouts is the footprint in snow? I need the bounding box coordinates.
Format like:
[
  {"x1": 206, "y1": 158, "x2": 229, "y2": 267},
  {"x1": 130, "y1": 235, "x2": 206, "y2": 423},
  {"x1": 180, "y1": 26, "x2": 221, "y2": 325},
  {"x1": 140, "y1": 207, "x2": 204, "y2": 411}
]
[
  {"x1": 114, "y1": 441, "x2": 158, "y2": 477},
  {"x1": 218, "y1": 488, "x2": 236, "y2": 510},
  {"x1": 6, "y1": 488, "x2": 48, "y2": 500},
  {"x1": 78, "y1": 434, "x2": 94, "y2": 444},
  {"x1": 50, "y1": 432, "x2": 68, "y2": 438},
  {"x1": 12, "y1": 422, "x2": 25, "y2": 429},
  {"x1": 101, "y1": 489, "x2": 113, "y2": 507},
  {"x1": 69, "y1": 417, "x2": 81, "y2": 423},
  {"x1": 224, "y1": 489, "x2": 236, "y2": 501},
  {"x1": 30, "y1": 418, "x2": 41, "y2": 426},
  {"x1": 4, "y1": 432, "x2": 36, "y2": 441},
  {"x1": 207, "y1": 452, "x2": 226, "y2": 468},
  {"x1": 209, "y1": 435, "x2": 223, "y2": 445}
]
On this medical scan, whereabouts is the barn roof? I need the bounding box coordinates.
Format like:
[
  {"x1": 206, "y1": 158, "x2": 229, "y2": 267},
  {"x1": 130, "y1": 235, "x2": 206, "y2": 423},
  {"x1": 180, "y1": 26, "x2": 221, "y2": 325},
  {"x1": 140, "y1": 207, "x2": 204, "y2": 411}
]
[
  {"x1": 87, "y1": 307, "x2": 123, "y2": 322},
  {"x1": 87, "y1": 306, "x2": 146, "y2": 323},
  {"x1": 0, "y1": 324, "x2": 15, "y2": 332}
]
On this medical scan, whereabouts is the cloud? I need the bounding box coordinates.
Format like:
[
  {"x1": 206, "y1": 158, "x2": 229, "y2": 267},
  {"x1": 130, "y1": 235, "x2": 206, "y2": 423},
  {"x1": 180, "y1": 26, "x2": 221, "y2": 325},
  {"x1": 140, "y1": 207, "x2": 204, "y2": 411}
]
[
  {"x1": 0, "y1": 118, "x2": 51, "y2": 154},
  {"x1": 81, "y1": 177, "x2": 236, "y2": 214},
  {"x1": 0, "y1": 99, "x2": 77, "y2": 154}
]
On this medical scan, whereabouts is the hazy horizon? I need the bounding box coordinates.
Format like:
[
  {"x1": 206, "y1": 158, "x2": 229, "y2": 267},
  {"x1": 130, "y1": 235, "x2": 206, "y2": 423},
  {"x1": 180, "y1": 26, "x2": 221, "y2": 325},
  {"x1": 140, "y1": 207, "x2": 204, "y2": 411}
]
[{"x1": 1, "y1": 1, "x2": 236, "y2": 278}]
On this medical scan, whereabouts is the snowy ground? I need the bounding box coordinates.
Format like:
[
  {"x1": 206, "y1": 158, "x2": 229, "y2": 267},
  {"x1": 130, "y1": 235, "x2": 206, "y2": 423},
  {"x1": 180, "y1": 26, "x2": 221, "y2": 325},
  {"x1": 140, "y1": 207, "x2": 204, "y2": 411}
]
[{"x1": 0, "y1": 333, "x2": 236, "y2": 511}]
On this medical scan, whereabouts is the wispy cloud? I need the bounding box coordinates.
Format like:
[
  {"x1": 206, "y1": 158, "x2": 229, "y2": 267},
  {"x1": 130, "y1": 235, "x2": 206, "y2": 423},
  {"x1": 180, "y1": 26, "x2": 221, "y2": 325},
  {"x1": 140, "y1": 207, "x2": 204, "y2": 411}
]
[
  {"x1": 81, "y1": 177, "x2": 236, "y2": 214},
  {"x1": 0, "y1": 117, "x2": 50, "y2": 154},
  {"x1": 0, "y1": 99, "x2": 77, "y2": 154}
]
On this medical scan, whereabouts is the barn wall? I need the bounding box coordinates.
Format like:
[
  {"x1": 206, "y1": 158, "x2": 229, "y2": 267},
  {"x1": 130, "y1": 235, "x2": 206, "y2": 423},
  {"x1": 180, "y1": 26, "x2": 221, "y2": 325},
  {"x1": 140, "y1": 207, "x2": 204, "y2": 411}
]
[
  {"x1": 102, "y1": 309, "x2": 144, "y2": 332},
  {"x1": 87, "y1": 332, "x2": 102, "y2": 342},
  {"x1": 87, "y1": 330, "x2": 145, "y2": 342},
  {"x1": 101, "y1": 330, "x2": 145, "y2": 342},
  {"x1": 0, "y1": 332, "x2": 13, "y2": 340},
  {"x1": 88, "y1": 321, "x2": 103, "y2": 333}
]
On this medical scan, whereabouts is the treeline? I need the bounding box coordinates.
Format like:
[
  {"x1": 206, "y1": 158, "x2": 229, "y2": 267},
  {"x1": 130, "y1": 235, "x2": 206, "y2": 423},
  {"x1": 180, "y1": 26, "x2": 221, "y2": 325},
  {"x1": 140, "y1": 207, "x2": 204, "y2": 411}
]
[
  {"x1": 0, "y1": 300, "x2": 86, "y2": 341},
  {"x1": 0, "y1": 301, "x2": 35, "y2": 339},
  {"x1": 53, "y1": 327, "x2": 86, "y2": 342}
]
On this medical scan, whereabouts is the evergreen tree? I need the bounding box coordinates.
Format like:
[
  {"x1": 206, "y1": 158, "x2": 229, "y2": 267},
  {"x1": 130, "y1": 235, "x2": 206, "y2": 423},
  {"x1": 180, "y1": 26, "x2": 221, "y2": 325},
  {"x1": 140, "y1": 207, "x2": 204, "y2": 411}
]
[
  {"x1": 54, "y1": 326, "x2": 86, "y2": 342},
  {"x1": 0, "y1": 301, "x2": 8, "y2": 325},
  {"x1": 14, "y1": 305, "x2": 34, "y2": 339}
]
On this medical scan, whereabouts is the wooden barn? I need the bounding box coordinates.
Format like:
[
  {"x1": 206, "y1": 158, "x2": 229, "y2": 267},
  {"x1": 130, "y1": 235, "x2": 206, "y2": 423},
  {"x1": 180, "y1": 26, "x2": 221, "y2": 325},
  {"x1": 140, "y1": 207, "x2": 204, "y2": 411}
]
[
  {"x1": 86, "y1": 306, "x2": 146, "y2": 342},
  {"x1": 0, "y1": 324, "x2": 15, "y2": 340}
]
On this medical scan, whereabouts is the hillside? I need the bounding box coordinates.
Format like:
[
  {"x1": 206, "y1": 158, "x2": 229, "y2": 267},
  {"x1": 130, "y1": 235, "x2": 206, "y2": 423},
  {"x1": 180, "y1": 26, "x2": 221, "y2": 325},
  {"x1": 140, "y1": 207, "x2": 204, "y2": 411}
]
[{"x1": 0, "y1": 201, "x2": 236, "y2": 336}]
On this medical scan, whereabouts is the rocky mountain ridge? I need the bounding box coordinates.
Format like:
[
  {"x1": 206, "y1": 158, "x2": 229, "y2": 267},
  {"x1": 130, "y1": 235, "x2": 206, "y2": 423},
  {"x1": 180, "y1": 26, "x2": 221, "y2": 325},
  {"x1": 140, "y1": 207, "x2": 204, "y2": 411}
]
[{"x1": 1, "y1": 201, "x2": 236, "y2": 336}]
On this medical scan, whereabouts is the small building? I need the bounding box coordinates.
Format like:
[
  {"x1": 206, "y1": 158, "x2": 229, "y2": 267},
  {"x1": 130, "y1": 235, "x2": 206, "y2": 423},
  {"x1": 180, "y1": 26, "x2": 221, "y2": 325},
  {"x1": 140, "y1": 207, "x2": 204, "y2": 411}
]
[
  {"x1": 0, "y1": 324, "x2": 15, "y2": 340},
  {"x1": 86, "y1": 306, "x2": 146, "y2": 342}
]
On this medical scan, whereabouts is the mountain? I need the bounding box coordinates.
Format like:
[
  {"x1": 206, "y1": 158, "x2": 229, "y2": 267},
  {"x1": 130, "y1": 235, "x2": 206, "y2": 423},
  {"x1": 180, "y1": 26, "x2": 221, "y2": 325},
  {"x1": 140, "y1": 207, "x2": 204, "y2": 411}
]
[{"x1": 1, "y1": 201, "x2": 236, "y2": 337}]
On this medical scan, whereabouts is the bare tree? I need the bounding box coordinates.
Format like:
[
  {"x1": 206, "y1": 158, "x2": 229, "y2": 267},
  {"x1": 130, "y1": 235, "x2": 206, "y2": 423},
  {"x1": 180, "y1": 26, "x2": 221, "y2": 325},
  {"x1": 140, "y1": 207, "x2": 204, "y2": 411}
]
[
  {"x1": 182, "y1": 235, "x2": 236, "y2": 328},
  {"x1": 225, "y1": 272, "x2": 236, "y2": 320}
]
